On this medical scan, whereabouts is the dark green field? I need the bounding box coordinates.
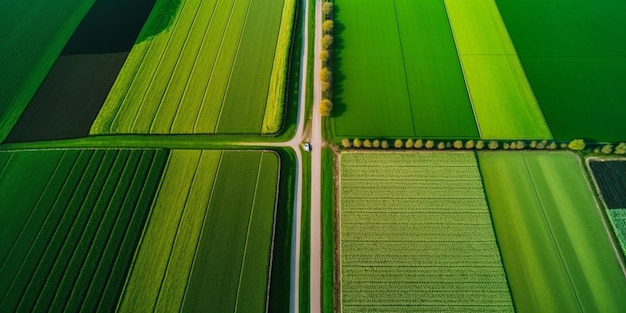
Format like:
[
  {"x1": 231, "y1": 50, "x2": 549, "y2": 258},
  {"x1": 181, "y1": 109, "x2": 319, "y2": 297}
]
[
  {"x1": 332, "y1": 0, "x2": 477, "y2": 139},
  {"x1": 0, "y1": 149, "x2": 167, "y2": 312},
  {"x1": 496, "y1": 0, "x2": 626, "y2": 141}
]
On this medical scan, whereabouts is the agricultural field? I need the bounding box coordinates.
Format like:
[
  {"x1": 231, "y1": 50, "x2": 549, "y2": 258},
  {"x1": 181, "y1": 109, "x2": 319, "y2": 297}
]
[
  {"x1": 588, "y1": 159, "x2": 626, "y2": 255},
  {"x1": 444, "y1": 0, "x2": 551, "y2": 140},
  {"x1": 479, "y1": 152, "x2": 626, "y2": 312},
  {"x1": 0, "y1": 149, "x2": 168, "y2": 312},
  {"x1": 90, "y1": 0, "x2": 295, "y2": 135},
  {"x1": 0, "y1": 0, "x2": 95, "y2": 142},
  {"x1": 332, "y1": 0, "x2": 478, "y2": 139},
  {"x1": 496, "y1": 0, "x2": 626, "y2": 141},
  {"x1": 339, "y1": 152, "x2": 513, "y2": 312},
  {"x1": 119, "y1": 150, "x2": 280, "y2": 312}
]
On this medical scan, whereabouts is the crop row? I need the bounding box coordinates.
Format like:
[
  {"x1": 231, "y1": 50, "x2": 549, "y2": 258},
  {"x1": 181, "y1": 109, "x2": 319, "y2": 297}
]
[
  {"x1": 341, "y1": 179, "x2": 484, "y2": 189},
  {"x1": 0, "y1": 149, "x2": 167, "y2": 312},
  {"x1": 341, "y1": 211, "x2": 491, "y2": 225},
  {"x1": 342, "y1": 289, "x2": 513, "y2": 305},
  {"x1": 341, "y1": 197, "x2": 489, "y2": 212},
  {"x1": 342, "y1": 265, "x2": 508, "y2": 283},
  {"x1": 589, "y1": 160, "x2": 626, "y2": 209},
  {"x1": 342, "y1": 305, "x2": 514, "y2": 313}
]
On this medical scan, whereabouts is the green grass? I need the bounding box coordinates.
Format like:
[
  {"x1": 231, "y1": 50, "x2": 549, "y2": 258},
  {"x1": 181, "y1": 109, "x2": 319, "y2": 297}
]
[
  {"x1": 90, "y1": 0, "x2": 293, "y2": 135},
  {"x1": 0, "y1": 149, "x2": 166, "y2": 312},
  {"x1": 339, "y1": 152, "x2": 513, "y2": 312},
  {"x1": 0, "y1": 0, "x2": 95, "y2": 142},
  {"x1": 478, "y1": 151, "x2": 626, "y2": 312},
  {"x1": 495, "y1": 0, "x2": 626, "y2": 141},
  {"x1": 444, "y1": 0, "x2": 551, "y2": 140},
  {"x1": 119, "y1": 150, "x2": 280, "y2": 312},
  {"x1": 332, "y1": 0, "x2": 476, "y2": 139}
]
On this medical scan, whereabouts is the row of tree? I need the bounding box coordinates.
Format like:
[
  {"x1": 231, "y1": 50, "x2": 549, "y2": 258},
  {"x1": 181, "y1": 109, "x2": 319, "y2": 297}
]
[
  {"x1": 319, "y1": 1, "x2": 334, "y2": 117},
  {"x1": 340, "y1": 138, "x2": 626, "y2": 154}
]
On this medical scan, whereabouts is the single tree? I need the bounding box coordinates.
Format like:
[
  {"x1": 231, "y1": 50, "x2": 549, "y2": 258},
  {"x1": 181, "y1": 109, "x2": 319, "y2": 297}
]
[
  {"x1": 516, "y1": 140, "x2": 526, "y2": 150},
  {"x1": 464, "y1": 140, "x2": 475, "y2": 149},
  {"x1": 373, "y1": 139, "x2": 380, "y2": 148},
  {"x1": 320, "y1": 67, "x2": 332, "y2": 82},
  {"x1": 322, "y1": 2, "x2": 333, "y2": 16},
  {"x1": 475, "y1": 140, "x2": 485, "y2": 150},
  {"x1": 560, "y1": 143, "x2": 568, "y2": 149},
  {"x1": 568, "y1": 139, "x2": 586, "y2": 151},
  {"x1": 615, "y1": 142, "x2": 626, "y2": 154},
  {"x1": 320, "y1": 49, "x2": 329, "y2": 63},
  {"x1": 594, "y1": 148, "x2": 601, "y2": 154},
  {"x1": 530, "y1": 141, "x2": 537, "y2": 149},
  {"x1": 322, "y1": 34, "x2": 333, "y2": 49},
  {"x1": 353, "y1": 138, "x2": 362, "y2": 148},
  {"x1": 503, "y1": 143, "x2": 510, "y2": 150},
  {"x1": 437, "y1": 142, "x2": 446, "y2": 150},
  {"x1": 446, "y1": 142, "x2": 452, "y2": 149},
  {"x1": 414, "y1": 139, "x2": 424, "y2": 149},
  {"x1": 363, "y1": 139, "x2": 372, "y2": 148},
  {"x1": 548, "y1": 142, "x2": 558, "y2": 150},
  {"x1": 381, "y1": 140, "x2": 389, "y2": 149},
  {"x1": 341, "y1": 138, "x2": 351, "y2": 148},
  {"x1": 319, "y1": 99, "x2": 333, "y2": 116},
  {"x1": 394, "y1": 139, "x2": 403, "y2": 148},
  {"x1": 537, "y1": 140, "x2": 547, "y2": 150},
  {"x1": 322, "y1": 82, "x2": 331, "y2": 93},
  {"x1": 405, "y1": 139, "x2": 414, "y2": 149},
  {"x1": 425, "y1": 140, "x2": 435, "y2": 149},
  {"x1": 453, "y1": 140, "x2": 463, "y2": 149},
  {"x1": 488, "y1": 141, "x2": 499, "y2": 150},
  {"x1": 322, "y1": 20, "x2": 334, "y2": 34},
  {"x1": 601, "y1": 144, "x2": 613, "y2": 154}
]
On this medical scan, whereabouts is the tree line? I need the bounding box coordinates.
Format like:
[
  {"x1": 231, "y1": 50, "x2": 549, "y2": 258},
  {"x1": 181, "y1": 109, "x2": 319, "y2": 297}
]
[{"x1": 319, "y1": 1, "x2": 334, "y2": 117}]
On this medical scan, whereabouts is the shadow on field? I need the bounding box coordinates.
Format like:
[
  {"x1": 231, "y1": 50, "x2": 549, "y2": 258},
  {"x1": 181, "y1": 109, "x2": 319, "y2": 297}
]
[
  {"x1": 331, "y1": 4, "x2": 347, "y2": 118},
  {"x1": 5, "y1": 0, "x2": 174, "y2": 143}
]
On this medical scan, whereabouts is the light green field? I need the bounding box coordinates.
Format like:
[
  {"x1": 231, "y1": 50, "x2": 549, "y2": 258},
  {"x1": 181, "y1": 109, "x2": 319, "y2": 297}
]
[
  {"x1": 90, "y1": 0, "x2": 293, "y2": 135},
  {"x1": 339, "y1": 152, "x2": 513, "y2": 312},
  {"x1": 444, "y1": 0, "x2": 551, "y2": 139},
  {"x1": 478, "y1": 152, "x2": 626, "y2": 312},
  {"x1": 0, "y1": 0, "x2": 95, "y2": 141},
  {"x1": 332, "y1": 0, "x2": 478, "y2": 139},
  {"x1": 119, "y1": 150, "x2": 279, "y2": 312},
  {"x1": 0, "y1": 149, "x2": 167, "y2": 312}
]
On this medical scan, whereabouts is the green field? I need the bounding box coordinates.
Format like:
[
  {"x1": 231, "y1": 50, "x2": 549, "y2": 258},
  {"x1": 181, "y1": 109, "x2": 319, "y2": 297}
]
[
  {"x1": 90, "y1": 0, "x2": 294, "y2": 135},
  {"x1": 0, "y1": 0, "x2": 95, "y2": 141},
  {"x1": 332, "y1": 0, "x2": 478, "y2": 139},
  {"x1": 496, "y1": 0, "x2": 626, "y2": 141},
  {"x1": 478, "y1": 152, "x2": 626, "y2": 312},
  {"x1": 339, "y1": 152, "x2": 513, "y2": 312},
  {"x1": 444, "y1": 0, "x2": 551, "y2": 140},
  {"x1": 0, "y1": 149, "x2": 167, "y2": 312},
  {"x1": 119, "y1": 150, "x2": 279, "y2": 312}
]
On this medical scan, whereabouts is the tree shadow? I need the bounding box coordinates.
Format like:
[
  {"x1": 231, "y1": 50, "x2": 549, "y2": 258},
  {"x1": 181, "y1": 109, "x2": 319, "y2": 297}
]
[
  {"x1": 62, "y1": 0, "x2": 180, "y2": 55},
  {"x1": 330, "y1": 4, "x2": 347, "y2": 118}
]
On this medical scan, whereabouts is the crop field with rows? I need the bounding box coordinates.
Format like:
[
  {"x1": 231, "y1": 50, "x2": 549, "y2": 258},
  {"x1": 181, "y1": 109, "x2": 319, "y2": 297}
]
[
  {"x1": 588, "y1": 159, "x2": 626, "y2": 255},
  {"x1": 90, "y1": 0, "x2": 295, "y2": 135},
  {"x1": 0, "y1": 0, "x2": 95, "y2": 141},
  {"x1": 479, "y1": 152, "x2": 626, "y2": 312},
  {"x1": 119, "y1": 150, "x2": 280, "y2": 312},
  {"x1": 339, "y1": 152, "x2": 513, "y2": 312},
  {"x1": 0, "y1": 149, "x2": 167, "y2": 312}
]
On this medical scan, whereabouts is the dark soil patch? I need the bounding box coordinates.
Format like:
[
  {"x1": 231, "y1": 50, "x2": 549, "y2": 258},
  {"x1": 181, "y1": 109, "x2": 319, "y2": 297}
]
[
  {"x1": 5, "y1": 0, "x2": 158, "y2": 143},
  {"x1": 590, "y1": 160, "x2": 626, "y2": 209}
]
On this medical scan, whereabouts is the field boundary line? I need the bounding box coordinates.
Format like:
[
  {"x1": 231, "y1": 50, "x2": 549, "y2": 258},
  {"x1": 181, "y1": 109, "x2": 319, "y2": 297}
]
[
  {"x1": 153, "y1": 151, "x2": 204, "y2": 311},
  {"x1": 582, "y1": 156, "x2": 626, "y2": 278},
  {"x1": 42, "y1": 151, "x2": 124, "y2": 311},
  {"x1": 59, "y1": 151, "x2": 135, "y2": 312},
  {"x1": 179, "y1": 151, "x2": 224, "y2": 311},
  {"x1": 0, "y1": 152, "x2": 15, "y2": 177},
  {"x1": 148, "y1": 0, "x2": 205, "y2": 133},
  {"x1": 213, "y1": 0, "x2": 255, "y2": 133},
  {"x1": 336, "y1": 153, "x2": 343, "y2": 313},
  {"x1": 168, "y1": 0, "x2": 221, "y2": 133},
  {"x1": 234, "y1": 152, "x2": 265, "y2": 312},
  {"x1": 391, "y1": 0, "x2": 416, "y2": 136},
  {"x1": 79, "y1": 150, "x2": 147, "y2": 311},
  {"x1": 192, "y1": 0, "x2": 240, "y2": 133},
  {"x1": 264, "y1": 151, "x2": 282, "y2": 313},
  {"x1": 0, "y1": 151, "x2": 69, "y2": 270},
  {"x1": 521, "y1": 152, "x2": 583, "y2": 313},
  {"x1": 107, "y1": 0, "x2": 177, "y2": 133},
  {"x1": 0, "y1": 150, "x2": 94, "y2": 306},
  {"x1": 114, "y1": 151, "x2": 173, "y2": 311},
  {"x1": 15, "y1": 151, "x2": 108, "y2": 311},
  {"x1": 442, "y1": 0, "x2": 482, "y2": 138},
  {"x1": 129, "y1": 0, "x2": 192, "y2": 132}
]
